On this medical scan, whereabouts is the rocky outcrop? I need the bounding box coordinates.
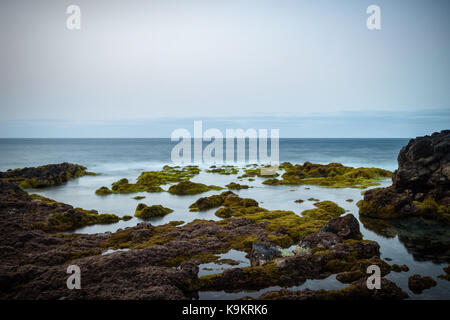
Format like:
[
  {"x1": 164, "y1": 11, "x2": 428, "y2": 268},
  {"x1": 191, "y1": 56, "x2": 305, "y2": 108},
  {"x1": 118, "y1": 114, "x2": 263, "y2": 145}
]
[
  {"x1": 320, "y1": 214, "x2": 361, "y2": 239},
  {"x1": 194, "y1": 214, "x2": 389, "y2": 292},
  {"x1": 249, "y1": 242, "x2": 281, "y2": 266},
  {"x1": 0, "y1": 162, "x2": 95, "y2": 188},
  {"x1": 358, "y1": 130, "x2": 450, "y2": 222}
]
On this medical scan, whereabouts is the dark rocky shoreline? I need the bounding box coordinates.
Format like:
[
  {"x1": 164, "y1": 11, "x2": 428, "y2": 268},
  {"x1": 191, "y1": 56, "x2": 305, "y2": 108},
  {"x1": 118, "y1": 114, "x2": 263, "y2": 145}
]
[
  {"x1": 358, "y1": 130, "x2": 450, "y2": 222},
  {"x1": 1, "y1": 131, "x2": 449, "y2": 300},
  {"x1": 0, "y1": 180, "x2": 406, "y2": 299}
]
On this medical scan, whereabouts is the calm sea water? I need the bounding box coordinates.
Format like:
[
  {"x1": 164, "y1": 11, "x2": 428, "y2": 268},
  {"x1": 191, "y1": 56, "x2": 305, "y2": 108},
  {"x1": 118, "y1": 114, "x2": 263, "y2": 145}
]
[
  {"x1": 1, "y1": 138, "x2": 449, "y2": 300},
  {"x1": 0, "y1": 138, "x2": 408, "y2": 172}
]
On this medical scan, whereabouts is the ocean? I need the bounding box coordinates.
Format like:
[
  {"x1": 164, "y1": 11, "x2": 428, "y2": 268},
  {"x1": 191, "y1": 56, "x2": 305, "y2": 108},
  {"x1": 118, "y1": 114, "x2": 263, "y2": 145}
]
[{"x1": 0, "y1": 138, "x2": 408, "y2": 173}]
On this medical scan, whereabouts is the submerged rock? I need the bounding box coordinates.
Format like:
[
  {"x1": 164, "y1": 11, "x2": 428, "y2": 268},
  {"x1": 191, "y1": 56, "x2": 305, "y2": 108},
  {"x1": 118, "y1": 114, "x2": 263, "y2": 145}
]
[{"x1": 408, "y1": 274, "x2": 437, "y2": 294}]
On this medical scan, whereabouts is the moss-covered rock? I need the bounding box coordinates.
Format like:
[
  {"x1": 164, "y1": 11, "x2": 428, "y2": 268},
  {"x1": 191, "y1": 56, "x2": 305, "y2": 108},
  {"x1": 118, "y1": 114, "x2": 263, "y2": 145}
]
[
  {"x1": 358, "y1": 190, "x2": 450, "y2": 222},
  {"x1": 99, "y1": 165, "x2": 201, "y2": 195},
  {"x1": 0, "y1": 162, "x2": 96, "y2": 189},
  {"x1": 226, "y1": 182, "x2": 249, "y2": 190},
  {"x1": 34, "y1": 208, "x2": 123, "y2": 232},
  {"x1": 135, "y1": 204, "x2": 174, "y2": 219},
  {"x1": 95, "y1": 186, "x2": 113, "y2": 195},
  {"x1": 206, "y1": 165, "x2": 239, "y2": 175},
  {"x1": 168, "y1": 181, "x2": 222, "y2": 195},
  {"x1": 262, "y1": 162, "x2": 391, "y2": 189}
]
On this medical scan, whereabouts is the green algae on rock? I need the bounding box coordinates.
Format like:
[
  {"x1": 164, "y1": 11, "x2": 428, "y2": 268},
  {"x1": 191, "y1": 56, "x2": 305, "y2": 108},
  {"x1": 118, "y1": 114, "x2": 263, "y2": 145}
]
[
  {"x1": 35, "y1": 208, "x2": 122, "y2": 232},
  {"x1": 135, "y1": 203, "x2": 174, "y2": 219},
  {"x1": 262, "y1": 162, "x2": 391, "y2": 189},
  {"x1": 97, "y1": 165, "x2": 201, "y2": 195},
  {"x1": 225, "y1": 182, "x2": 250, "y2": 190},
  {"x1": 191, "y1": 238, "x2": 388, "y2": 292},
  {"x1": 206, "y1": 165, "x2": 239, "y2": 175},
  {"x1": 216, "y1": 199, "x2": 346, "y2": 248},
  {"x1": 358, "y1": 195, "x2": 450, "y2": 223},
  {"x1": 168, "y1": 181, "x2": 223, "y2": 195},
  {"x1": 358, "y1": 131, "x2": 450, "y2": 222},
  {"x1": 237, "y1": 165, "x2": 279, "y2": 179},
  {"x1": 0, "y1": 162, "x2": 96, "y2": 189},
  {"x1": 95, "y1": 186, "x2": 113, "y2": 195},
  {"x1": 27, "y1": 193, "x2": 126, "y2": 232},
  {"x1": 189, "y1": 192, "x2": 231, "y2": 212}
]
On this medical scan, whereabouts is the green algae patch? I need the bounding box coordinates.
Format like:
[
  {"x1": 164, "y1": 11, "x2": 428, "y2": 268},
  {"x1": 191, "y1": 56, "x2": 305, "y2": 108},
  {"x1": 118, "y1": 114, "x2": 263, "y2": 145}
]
[
  {"x1": 102, "y1": 221, "x2": 184, "y2": 249},
  {"x1": 218, "y1": 200, "x2": 345, "y2": 248},
  {"x1": 357, "y1": 199, "x2": 397, "y2": 219},
  {"x1": 135, "y1": 203, "x2": 174, "y2": 219},
  {"x1": 193, "y1": 261, "x2": 281, "y2": 291},
  {"x1": 262, "y1": 162, "x2": 391, "y2": 189},
  {"x1": 168, "y1": 181, "x2": 223, "y2": 195},
  {"x1": 358, "y1": 196, "x2": 450, "y2": 222},
  {"x1": 29, "y1": 194, "x2": 126, "y2": 232},
  {"x1": 206, "y1": 165, "x2": 239, "y2": 175},
  {"x1": 189, "y1": 193, "x2": 228, "y2": 211},
  {"x1": 98, "y1": 165, "x2": 200, "y2": 195},
  {"x1": 0, "y1": 163, "x2": 96, "y2": 189},
  {"x1": 133, "y1": 196, "x2": 146, "y2": 200},
  {"x1": 95, "y1": 186, "x2": 113, "y2": 195},
  {"x1": 413, "y1": 198, "x2": 450, "y2": 223},
  {"x1": 238, "y1": 166, "x2": 279, "y2": 179},
  {"x1": 164, "y1": 252, "x2": 222, "y2": 267},
  {"x1": 226, "y1": 182, "x2": 250, "y2": 190},
  {"x1": 34, "y1": 209, "x2": 123, "y2": 232}
]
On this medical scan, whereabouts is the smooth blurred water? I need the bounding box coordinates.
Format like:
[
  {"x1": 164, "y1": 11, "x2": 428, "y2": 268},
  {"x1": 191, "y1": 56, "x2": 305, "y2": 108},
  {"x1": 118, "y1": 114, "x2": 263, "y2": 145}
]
[{"x1": 0, "y1": 138, "x2": 408, "y2": 173}]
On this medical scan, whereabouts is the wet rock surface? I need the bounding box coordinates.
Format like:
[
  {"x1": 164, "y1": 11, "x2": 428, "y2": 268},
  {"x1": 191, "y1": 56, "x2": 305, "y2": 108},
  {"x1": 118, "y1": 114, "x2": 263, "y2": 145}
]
[
  {"x1": 249, "y1": 242, "x2": 281, "y2": 266},
  {"x1": 408, "y1": 274, "x2": 437, "y2": 294},
  {"x1": 358, "y1": 130, "x2": 450, "y2": 222},
  {"x1": 320, "y1": 214, "x2": 361, "y2": 239},
  {"x1": 0, "y1": 162, "x2": 94, "y2": 188}
]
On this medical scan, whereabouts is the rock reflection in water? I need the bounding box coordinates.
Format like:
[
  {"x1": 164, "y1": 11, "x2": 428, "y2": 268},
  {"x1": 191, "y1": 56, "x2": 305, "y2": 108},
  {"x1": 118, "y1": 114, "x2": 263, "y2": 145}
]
[{"x1": 361, "y1": 216, "x2": 450, "y2": 264}]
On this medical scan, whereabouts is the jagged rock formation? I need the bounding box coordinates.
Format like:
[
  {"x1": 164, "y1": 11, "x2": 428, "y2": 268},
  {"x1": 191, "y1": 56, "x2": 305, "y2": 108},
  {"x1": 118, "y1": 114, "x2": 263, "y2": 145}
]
[
  {"x1": 358, "y1": 130, "x2": 450, "y2": 222},
  {"x1": 0, "y1": 162, "x2": 95, "y2": 188}
]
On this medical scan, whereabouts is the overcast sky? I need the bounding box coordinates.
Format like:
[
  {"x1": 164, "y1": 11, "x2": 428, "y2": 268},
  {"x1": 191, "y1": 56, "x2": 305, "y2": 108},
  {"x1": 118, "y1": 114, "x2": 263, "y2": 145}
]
[{"x1": 0, "y1": 0, "x2": 449, "y2": 137}]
